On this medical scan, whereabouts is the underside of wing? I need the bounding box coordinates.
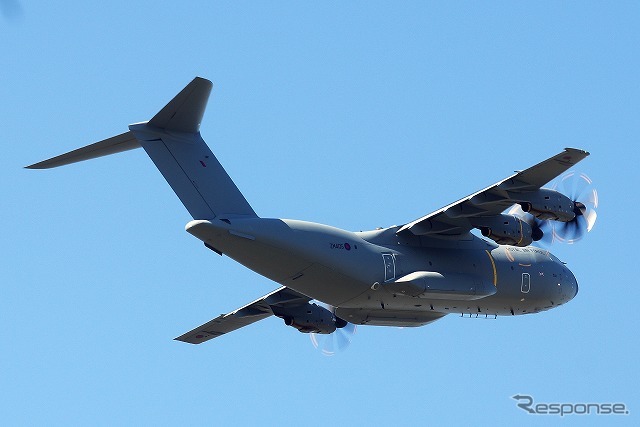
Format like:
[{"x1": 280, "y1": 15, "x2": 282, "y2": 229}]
[
  {"x1": 175, "y1": 286, "x2": 311, "y2": 344},
  {"x1": 397, "y1": 148, "x2": 589, "y2": 245}
]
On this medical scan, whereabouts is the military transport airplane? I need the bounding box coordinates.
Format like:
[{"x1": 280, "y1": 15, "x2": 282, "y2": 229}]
[{"x1": 27, "y1": 77, "x2": 597, "y2": 348}]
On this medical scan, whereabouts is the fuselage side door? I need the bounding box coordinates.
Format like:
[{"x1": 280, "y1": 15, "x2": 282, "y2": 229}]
[
  {"x1": 382, "y1": 253, "x2": 396, "y2": 282},
  {"x1": 521, "y1": 272, "x2": 531, "y2": 293}
]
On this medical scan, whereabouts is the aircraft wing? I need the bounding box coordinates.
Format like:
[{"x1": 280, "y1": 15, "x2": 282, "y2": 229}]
[
  {"x1": 397, "y1": 148, "x2": 589, "y2": 237},
  {"x1": 175, "y1": 286, "x2": 311, "y2": 344}
]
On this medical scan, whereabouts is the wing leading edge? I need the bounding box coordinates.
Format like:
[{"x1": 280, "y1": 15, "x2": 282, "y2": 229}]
[
  {"x1": 175, "y1": 286, "x2": 311, "y2": 344},
  {"x1": 397, "y1": 148, "x2": 589, "y2": 238}
]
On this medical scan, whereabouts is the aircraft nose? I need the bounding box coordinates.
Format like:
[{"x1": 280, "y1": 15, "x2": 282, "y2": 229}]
[{"x1": 565, "y1": 268, "x2": 579, "y2": 301}]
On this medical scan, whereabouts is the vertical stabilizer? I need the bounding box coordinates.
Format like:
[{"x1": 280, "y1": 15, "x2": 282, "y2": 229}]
[
  {"x1": 130, "y1": 123, "x2": 256, "y2": 220},
  {"x1": 130, "y1": 77, "x2": 256, "y2": 220}
]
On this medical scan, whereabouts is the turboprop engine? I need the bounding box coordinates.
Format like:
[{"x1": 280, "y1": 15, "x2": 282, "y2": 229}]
[
  {"x1": 471, "y1": 214, "x2": 533, "y2": 247},
  {"x1": 270, "y1": 302, "x2": 347, "y2": 334},
  {"x1": 518, "y1": 188, "x2": 575, "y2": 222}
]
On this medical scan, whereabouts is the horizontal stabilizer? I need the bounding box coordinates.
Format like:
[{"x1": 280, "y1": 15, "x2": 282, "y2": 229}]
[
  {"x1": 26, "y1": 77, "x2": 256, "y2": 220},
  {"x1": 148, "y1": 77, "x2": 212, "y2": 133},
  {"x1": 25, "y1": 131, "x2": 139, "y2": 169}
]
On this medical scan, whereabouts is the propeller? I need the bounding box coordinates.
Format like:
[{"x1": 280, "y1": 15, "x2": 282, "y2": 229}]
[
  {"x1": 509, "y1": 171, "x2": 598, "y2": 245},
  {"x1": 309, "y1": 304, "x2": 356, "y2": 356},
  {"x1": 508, "y1": 204, "x2": 554, "y2": 245},
  {"x1": 550, "y1": 172, "x2": 598, "y2": 244}
]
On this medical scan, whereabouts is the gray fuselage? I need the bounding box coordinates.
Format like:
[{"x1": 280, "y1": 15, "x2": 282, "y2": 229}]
[
  {"x1": 26, "y1": 78, "x2": 588, "y2": 341},
  {"x1": 186, "y1": 217, "x2": 578, "y2": 327}
]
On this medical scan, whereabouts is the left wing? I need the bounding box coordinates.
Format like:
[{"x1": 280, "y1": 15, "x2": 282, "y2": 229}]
[
  {"x1": 175, "y1": 286, "x2": 311, "y2": 344},
  {"x1": 397, "y1": 148, "x2": 589, "y2": 238}
]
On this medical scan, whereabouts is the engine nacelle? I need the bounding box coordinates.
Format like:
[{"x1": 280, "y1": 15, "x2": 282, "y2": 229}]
[
  {"x1": 472, "y1": 214, "x2": 533, "y2": 247},
  {"x1": 518, "y1": 189, "x2": 575, "y2": 222},
  {"x1": 271, "y1": 302, "x2": 342, "y2": 334}
]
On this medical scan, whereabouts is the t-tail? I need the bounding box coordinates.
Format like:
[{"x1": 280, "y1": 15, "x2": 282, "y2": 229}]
[{"x1": 26, "y1": 77, "x2": 257, "y2": 221}]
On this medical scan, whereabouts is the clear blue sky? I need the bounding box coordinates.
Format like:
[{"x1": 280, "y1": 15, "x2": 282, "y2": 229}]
[{"x1": 2, "y1": 2, "x2": 638, "y2": 426}]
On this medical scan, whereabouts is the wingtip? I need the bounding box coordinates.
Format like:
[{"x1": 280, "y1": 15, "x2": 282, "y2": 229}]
[
  {"x1": 564, "y1": 147, "x2": 590, "y2": 156},
  {"x1": 193, "y1": 76, "x2": 213, "y2": 86},
  {"x1": 173, "y1": 336, "x2": 202, "y2": 345},
  {"x1": 24, "y1": 163, "x2": 47, "y2": 170}
]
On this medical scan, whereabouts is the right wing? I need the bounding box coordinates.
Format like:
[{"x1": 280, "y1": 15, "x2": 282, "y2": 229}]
[
  {"x1": 175, "y1": 286, "x2": 311, "y2": 344},
  {"x1": 397, "y1": 147, "x2": 590, "y2": 238}
]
